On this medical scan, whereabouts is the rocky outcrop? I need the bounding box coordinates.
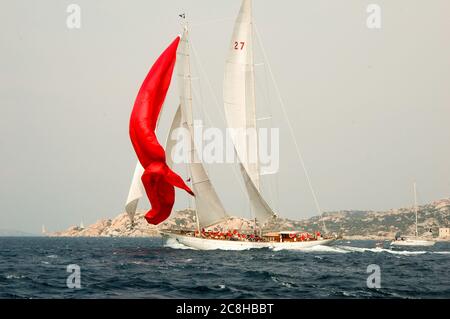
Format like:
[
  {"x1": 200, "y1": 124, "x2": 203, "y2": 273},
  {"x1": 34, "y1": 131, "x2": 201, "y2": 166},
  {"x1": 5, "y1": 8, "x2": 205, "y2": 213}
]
[{"x1": 50, "y1": 209, "x2": 192, "y2": 237}]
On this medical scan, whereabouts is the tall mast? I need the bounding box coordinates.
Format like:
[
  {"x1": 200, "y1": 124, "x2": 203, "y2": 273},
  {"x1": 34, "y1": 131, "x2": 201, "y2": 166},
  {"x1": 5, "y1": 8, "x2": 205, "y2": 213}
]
[
  {"x1": 171, "y1": 19, "x2": 228, "y2": 230},
  {"x1": 248, "y1": 0, "x2": 260, "y2": 190},
  {"x1": 183, "y1": 22, "x2": 199, "y2": 234}
]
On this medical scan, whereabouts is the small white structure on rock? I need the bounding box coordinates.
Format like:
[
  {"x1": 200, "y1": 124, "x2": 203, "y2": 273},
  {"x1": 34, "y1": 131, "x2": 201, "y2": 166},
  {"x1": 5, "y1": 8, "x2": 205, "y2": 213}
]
[{"x1": 438, "y1": 227, "x2": 449, "y2": 239}]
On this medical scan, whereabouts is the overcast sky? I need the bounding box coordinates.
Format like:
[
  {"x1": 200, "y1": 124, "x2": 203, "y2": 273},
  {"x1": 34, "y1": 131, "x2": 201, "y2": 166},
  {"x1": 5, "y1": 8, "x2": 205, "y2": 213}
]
[{"x1": 1, "y1": 0, "x2": 449, "y2": 234}]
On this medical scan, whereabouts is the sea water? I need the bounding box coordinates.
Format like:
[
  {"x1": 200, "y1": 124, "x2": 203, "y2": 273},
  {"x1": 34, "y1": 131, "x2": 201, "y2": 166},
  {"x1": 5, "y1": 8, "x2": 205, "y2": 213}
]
[{"x1": 0, "y1": 237, "x2": 449, "y2": 298}]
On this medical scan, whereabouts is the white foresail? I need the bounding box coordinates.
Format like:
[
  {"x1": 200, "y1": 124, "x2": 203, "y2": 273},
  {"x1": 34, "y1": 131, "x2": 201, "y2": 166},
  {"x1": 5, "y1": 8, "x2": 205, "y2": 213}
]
[
  {"x1": 173, "y1": 28, "x2": 229, "y2": 228},
  {"x1": 125, "y1": 162, "x2": 145, "y2": 222},
  {"x1": 239, "y1": 163, "x2": 277, "y2": 224},
  {"x1": 224, "y1": 0, "x2": 276, "y2": 224}
]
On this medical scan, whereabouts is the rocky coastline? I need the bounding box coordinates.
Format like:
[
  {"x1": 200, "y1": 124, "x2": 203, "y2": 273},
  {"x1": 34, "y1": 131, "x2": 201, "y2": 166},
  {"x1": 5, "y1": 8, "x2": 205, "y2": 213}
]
[{"x1": 49, "y1": 198, "x2": 450, "y2": 240}]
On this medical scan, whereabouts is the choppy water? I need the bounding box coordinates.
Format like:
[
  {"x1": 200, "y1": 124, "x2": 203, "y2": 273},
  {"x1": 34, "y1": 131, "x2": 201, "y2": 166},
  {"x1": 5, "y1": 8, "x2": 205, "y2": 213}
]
[{"x1": 0, "y1": 237, "x2": 449, "y2": 298}]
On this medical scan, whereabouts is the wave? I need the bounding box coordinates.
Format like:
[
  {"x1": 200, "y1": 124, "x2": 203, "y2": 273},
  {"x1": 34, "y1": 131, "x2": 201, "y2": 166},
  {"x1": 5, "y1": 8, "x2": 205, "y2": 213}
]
[
  {"x1": 271, "y1": 244, "x2": 450, "y2": 255},
  {"x1": 5, "y1": 274, "x2": 25, "y2": 280},
  {"x1": 271, "y1": 276, "x2": 295, "y2": 288},
  {"x1": 271, "y1": 245, "x2": 350, "y2": 253},
  {"x1": 163, "y1": 238, "x2": 196, "y2": 250},
  {"x1": 336, "y1": 245, "x2": 448, "y2": 255},
  {"x1": 300, "y1": 245, "x2": 350, "y2": 254},
  {"x1": 161, "y1": 237, "x2": 450, "y2": 255}
]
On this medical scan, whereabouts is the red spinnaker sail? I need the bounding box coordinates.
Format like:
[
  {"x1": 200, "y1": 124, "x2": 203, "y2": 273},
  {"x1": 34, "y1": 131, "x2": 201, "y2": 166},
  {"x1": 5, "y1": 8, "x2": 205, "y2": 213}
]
[{"x1": 129, "y1": 36, "x2": 194, "y2": 225}]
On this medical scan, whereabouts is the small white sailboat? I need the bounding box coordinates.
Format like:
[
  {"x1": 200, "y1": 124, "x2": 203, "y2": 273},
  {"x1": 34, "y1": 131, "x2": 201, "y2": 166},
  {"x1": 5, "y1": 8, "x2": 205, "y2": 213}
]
[
  {"x1": 125, "y1": 0, "x2": 336, "y2": 250},
  {"x1": 390, "y1": 182, "x2": 435, "y2": 247}
]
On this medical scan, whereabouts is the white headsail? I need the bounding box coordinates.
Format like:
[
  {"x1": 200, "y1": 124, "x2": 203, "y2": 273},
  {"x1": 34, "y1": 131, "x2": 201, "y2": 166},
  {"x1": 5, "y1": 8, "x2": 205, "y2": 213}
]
[
  {"x1": 125, "y1": 162, "x2": 145, "y2": 223},
  {"x1": 223, "y1": 0, "x2": 276, "y2": 224},
  {"x1": 165, "y1": 27, "x2": 229, "y2": 228}
]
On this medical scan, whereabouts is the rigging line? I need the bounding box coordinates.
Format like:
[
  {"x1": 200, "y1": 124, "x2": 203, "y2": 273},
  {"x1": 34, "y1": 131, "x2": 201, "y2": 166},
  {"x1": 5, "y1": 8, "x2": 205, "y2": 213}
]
[
  {"x1": 190, "y1": 17, "x2": 235, "y2": 27},
  {"x1": 254, "y1": 24, "x2": 327, "y2": 230},
  {"x1": 189, "y1": 37, "x2": 249, "y2": 209},
  {"x1": 259, "y1": 50, "x2": 281, "y2": 213},
  {"x1": 254, "y1": 71, "x2": 278, "y2": 213},
  {"x1": 191, "y1": 79, "x2": 213, "y2": 127},
  {"x1": 190, "y1": 39, "x2": 228, "y2": 122}
]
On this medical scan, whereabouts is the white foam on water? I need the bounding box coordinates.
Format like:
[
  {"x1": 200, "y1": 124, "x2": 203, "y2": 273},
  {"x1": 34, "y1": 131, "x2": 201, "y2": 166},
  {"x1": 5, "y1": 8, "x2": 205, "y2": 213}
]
[
  {"x1": 337, "y1": 245, "x2": 428, "y2": 255},
  {"x1": 434, "y1": 251, "x2": 450, "y2": 254},
  {"x1": 272, "y1": 245, "x2": 349, "y2": 253},
  {"x1": 271, "y1": 276, "x2": 294, "y2": 288},
  {"x1": 386, "y1": 250, "x2": 427, "y2": 255},
  {"x1": 129, "y1": 261, "x2": 149, "y2": 265},
  {"x1": 338, "y1": 246, "x2": 378, "y2": 253},
  {"x1": 301, "y1": 245, "x2": 350, "y2": 253},
  {"x1": 46, "y1": 254, "x2": 58, "y2": 258},
  {"x1": 5, "y1": 274, "x2": 25, "y2": 279},
  {"x1": 163, "y1": 238, "x2": 196, "y2": 250}
]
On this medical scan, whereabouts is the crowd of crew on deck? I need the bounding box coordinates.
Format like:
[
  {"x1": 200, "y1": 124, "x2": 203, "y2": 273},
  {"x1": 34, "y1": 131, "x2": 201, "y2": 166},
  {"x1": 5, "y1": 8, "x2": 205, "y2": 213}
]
[
  {"x1": 193, "y1": 228, "x2": 322, "y2": 242},
  {"x1": 194, "y1": 229, "x2": 263, "y2": 241}
]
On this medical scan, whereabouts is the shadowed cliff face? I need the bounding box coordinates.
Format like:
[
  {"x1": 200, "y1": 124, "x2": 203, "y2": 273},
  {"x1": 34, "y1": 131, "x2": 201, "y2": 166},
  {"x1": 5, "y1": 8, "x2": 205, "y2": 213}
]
[{"x1": 50, "y1": 199, "x2": 449, "y2": 239}]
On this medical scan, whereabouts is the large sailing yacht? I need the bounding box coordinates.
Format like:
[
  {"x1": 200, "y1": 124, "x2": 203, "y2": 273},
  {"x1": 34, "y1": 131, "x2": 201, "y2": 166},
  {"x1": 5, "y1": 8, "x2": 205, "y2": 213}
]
[
  {"x1": 125, "y1": 0, "x2": 336, "y2": 250},
  {"x1": 390, "y1": 182, "x2": 435, "y2": 247}
]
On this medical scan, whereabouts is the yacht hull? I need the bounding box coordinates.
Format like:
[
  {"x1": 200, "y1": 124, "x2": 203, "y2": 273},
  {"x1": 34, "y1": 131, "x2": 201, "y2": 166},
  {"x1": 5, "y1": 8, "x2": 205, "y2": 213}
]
[{"x1": 160, "y1": 231, "x2": 336, "y2": 250}]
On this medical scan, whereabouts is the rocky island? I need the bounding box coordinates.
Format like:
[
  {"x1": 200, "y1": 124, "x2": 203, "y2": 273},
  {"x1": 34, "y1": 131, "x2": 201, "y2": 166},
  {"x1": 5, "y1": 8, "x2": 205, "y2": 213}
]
[{"x1": 50, "y1": 198, "x2": 450, "y2": 240}]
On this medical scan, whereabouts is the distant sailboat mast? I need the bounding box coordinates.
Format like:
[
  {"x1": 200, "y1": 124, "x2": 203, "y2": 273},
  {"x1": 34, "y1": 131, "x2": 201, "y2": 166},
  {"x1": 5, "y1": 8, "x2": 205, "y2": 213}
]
[
  {"x1": 413, "y1": 182, "x2": 418, "y2": 238},
  {"x1": 390, "y1": 182, "x2": 435, "y2": 247}
]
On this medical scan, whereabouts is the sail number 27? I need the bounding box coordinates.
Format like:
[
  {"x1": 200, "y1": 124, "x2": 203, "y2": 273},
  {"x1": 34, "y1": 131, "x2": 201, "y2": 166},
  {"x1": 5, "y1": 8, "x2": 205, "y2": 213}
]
[{"x1": 234, "y1": 41, "x2": 245, "y2": 50}]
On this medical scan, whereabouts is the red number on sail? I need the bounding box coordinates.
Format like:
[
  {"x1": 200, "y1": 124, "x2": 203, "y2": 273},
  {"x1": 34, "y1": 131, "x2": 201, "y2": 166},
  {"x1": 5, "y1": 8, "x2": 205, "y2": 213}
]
[{"x1": 234, "y1": 41, "x2": 245, "y2": 50}]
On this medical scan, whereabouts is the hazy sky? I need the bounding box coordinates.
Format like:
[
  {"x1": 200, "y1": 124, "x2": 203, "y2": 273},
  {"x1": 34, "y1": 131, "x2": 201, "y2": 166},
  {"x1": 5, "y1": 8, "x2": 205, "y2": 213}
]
[{"x1": 1, "y1": 0, "x2": 449, "y2": 233}]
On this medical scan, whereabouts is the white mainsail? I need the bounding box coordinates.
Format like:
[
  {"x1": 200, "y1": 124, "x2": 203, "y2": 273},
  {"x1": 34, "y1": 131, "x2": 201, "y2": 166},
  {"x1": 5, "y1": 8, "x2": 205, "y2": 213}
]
[
  {"x1": 224, "y1": 0, "x2": 276, "y2": 224},
  {"x1": 224, "y1": 0, "x2": 259, "y2": 188},
  {"x1": 165, "y1": 106, "x2": 229, "y2": 228},
  {"x1": 168, "y1": 28, "x2": 229, "y2": 228},
  {"x1": 165, "y1": 106, "x2": 183, "y2": 169}
]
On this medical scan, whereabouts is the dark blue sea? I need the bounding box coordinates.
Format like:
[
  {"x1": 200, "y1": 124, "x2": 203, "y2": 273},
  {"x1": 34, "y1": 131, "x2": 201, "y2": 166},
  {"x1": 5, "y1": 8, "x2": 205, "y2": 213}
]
[{"x1": 0, "y1": 237, "x2": 449, "y2": 298}]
